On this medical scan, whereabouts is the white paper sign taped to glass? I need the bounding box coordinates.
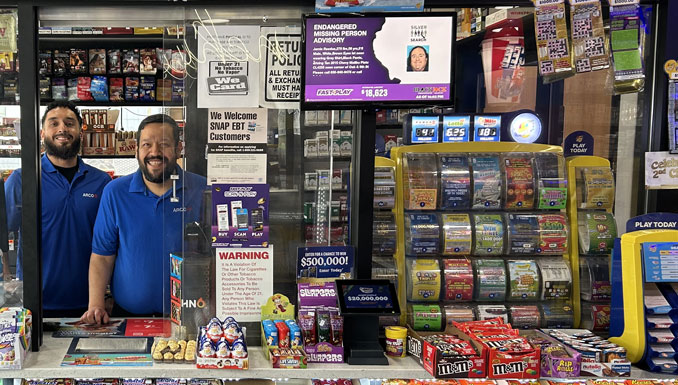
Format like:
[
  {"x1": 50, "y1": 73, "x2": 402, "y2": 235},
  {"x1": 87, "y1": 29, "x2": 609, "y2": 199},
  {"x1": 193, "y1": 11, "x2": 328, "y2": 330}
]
[
  {"x1": 260, "y1": 27, "x2": 301, "y2": 109},
  {"x1": 207, "y1": 108, "x2": 268, "y2": 185},
  {"x1": 207, "y1": 144, "x2": 267, "y2": 185},
  {"x1": 216, "y1": 246, "x2": 274, "y2": 322},
  {"x1": 208, "y1": 108, "x2": 268, "y2": 144},
  {"x1": 197, "y1": 25, "x2": 260, "y2": 108}
]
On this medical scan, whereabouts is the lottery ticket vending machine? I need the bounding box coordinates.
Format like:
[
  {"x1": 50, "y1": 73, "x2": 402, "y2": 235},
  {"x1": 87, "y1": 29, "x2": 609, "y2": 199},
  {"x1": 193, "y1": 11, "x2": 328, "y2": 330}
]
[
  {"x1": 390, "y1": 142, "x2": 574, "y2": 340},
  {"x1": 608, "y1": 213, "x2": 678, "y2": 372}
]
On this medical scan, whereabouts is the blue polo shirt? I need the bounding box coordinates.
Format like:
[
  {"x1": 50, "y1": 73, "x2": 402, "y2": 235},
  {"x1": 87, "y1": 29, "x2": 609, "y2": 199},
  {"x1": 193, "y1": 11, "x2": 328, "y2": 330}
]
[
  {"x1": 5, "y1": 155, "x2": 111, "y2": 310},
  {"x1": 92, "y1": 166, "x2": 206, "y2": 314}
]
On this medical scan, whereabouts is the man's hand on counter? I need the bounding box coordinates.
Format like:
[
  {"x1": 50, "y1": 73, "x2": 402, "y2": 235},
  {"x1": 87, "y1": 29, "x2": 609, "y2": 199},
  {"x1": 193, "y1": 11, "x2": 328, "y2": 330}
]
[{"x1": 80, "y1": 306, "x2": 110, "y2": 325}]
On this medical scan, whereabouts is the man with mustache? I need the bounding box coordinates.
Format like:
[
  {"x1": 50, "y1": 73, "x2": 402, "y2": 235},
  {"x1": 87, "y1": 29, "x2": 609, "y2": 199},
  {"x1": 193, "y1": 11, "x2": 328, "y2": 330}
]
[
  {"x1": 4, "y1": 100, "x2": 111, "y2": 316},
  {"x1": 82, "y1": 114, "x2": 206, "y2": 323}
]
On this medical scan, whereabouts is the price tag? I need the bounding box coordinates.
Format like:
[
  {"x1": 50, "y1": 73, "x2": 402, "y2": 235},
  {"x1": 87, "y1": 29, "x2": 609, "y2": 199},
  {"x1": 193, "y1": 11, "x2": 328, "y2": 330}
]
[
  {"x1": 442, "y1": 116, "x2": 470, "y2": 142},
  {"x1": 411, "y1": 116, "x2": 440, "y2": 143},
  {"x1": 297, "y1": 246, "x2": 354, "y2": 280},
  {"x1": 474, "y1": 115, "x2": 501, "y2": 142}
]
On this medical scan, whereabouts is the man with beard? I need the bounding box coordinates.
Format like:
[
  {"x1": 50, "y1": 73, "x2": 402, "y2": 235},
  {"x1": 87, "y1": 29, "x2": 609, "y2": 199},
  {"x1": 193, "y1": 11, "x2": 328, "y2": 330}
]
[
  {"x1": 4, "y1": 101, "x2": 111, "y2": 316},
  {"x1": 82, "y1": 114, "x2": 206, "y2": 323}
]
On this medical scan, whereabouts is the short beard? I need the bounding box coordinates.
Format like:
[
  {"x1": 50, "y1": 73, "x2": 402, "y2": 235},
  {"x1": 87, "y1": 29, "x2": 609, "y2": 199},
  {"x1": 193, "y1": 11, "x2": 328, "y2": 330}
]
[
  {"x1": 139, "y1": 156, "x2": 176, "y2": 184},
  {"x1": 44, "y1": 135, "x2": 81, "y2": 160}
]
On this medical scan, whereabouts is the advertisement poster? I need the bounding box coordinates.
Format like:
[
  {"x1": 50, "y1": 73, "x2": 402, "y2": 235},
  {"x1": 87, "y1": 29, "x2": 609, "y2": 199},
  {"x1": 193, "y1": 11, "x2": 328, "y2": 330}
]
[
  {"x1": 645, "y1": 151, "x2": 678, "y2": 189},
  {"x1": 216, "y1": 246, "x2": 274, "y2": 322},
  {"x1": 197, "y1": 25, "x2": 260, "y2": 108},
  {"x1": 304, "y1": 15, "x2": 453, "y2": 103},
  {"x1": 296, "y1": 246, "x2": 354, "y2": 282},
  {"x1": 315, "y1": 0, "x2": 424, "y2": 13},
  {"x1": 211, "y1": 184, "x2": 269, "y2": 247},
  {"x1": 207, "y1": 108, "x2": 268, "y2": 185},
  {"x1": 260, "y1": 27, "x2": 301, "y2": 108}
]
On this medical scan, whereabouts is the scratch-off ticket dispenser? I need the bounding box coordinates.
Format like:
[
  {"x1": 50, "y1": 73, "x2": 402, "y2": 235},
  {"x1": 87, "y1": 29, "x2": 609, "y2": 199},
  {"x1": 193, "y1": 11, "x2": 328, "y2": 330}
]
[{"x1": 609, "y1": 213, "x2": 678, "y2": 372}]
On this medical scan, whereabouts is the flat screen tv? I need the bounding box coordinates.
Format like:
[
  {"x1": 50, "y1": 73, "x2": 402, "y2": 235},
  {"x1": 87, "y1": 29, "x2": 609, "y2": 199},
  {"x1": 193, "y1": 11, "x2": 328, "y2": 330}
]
[{"x1": 301, "y1": 12, "x2": 456, "y2": 110}]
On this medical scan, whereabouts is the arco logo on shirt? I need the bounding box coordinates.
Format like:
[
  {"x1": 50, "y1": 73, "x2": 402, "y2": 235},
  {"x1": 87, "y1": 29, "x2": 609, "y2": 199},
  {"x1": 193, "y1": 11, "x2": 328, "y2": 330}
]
[
  {"x1": 82, "y1": 193, "x2": 98, "y2": 198},
  {"x1": 173, "y1": 206, "x2": 193, "y2": 213}
]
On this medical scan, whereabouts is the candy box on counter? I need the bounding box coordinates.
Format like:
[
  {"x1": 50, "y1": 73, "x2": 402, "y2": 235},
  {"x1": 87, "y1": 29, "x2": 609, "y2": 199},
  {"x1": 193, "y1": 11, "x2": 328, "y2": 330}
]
[
  {"x1": 406, "y1": 325, "x2": 487, "y2": 378},
  {"x1": 269, "y1": 347, "x2": 307, "y2": 369},
  {"x1": 454, "y1": 318, "x2": 540, "y2": 379},
  {"x1": 0, "y1": 307, "x2": 31, "y2": 370},
  {"x1": 542, "y1": 329, "x2": 631, "y2": 377},
  {"x1": 521, "y1": 329, "x2": 581, "y2": 378},
  {"x1": 195, "y1": 317, "x2": 248, "y2": 370}
]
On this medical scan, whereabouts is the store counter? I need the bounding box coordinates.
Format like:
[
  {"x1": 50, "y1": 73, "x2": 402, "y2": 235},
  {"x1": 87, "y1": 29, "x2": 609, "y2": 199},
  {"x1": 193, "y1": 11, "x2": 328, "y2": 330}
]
[
  {"x1": 0, "y1": 335, "x2": 433, "y2": 379},
  {"x1": 4, "y1": 336, "x2": 678, "y2": 381}
]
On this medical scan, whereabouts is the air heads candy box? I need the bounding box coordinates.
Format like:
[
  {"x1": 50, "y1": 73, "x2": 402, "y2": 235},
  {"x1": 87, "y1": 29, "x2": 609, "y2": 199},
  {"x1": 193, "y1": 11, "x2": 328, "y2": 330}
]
[{"x1": 406, "y1": 325, "x2": 486, "y2": 378}]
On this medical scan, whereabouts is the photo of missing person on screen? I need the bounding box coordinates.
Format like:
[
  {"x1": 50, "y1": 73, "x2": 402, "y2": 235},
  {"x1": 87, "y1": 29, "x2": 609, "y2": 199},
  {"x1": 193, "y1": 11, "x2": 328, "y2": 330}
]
[{"x1": 407, "y1": 45, "x2": 429, "y2": 72}]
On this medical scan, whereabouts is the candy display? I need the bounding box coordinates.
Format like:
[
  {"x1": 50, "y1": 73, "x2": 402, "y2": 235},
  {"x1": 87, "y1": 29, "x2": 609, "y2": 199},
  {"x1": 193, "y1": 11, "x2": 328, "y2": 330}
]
[
  {"x1": 406, "y1": 324, "x2": 486, "y2": 378},
  {"x1": 151, "y1": 338, "x2": 196, "y2": 363},
  {"x1": 295, "y1": 285, "x2": 343, "y2": 363},
  {"x1": 454, "y1": 318, "x2": 540, "y2": 378},
  {"x1": 384, "y1": 325, "x2": 408, "y2": 357},
  {"x1": 0, "y1": 307, "x2": 31, "y2": 369},
  {"x1": 545, "y1": 329, "x2": 631, "y2": 376},
  {"x1": 196, "y1": 317, "x2": 248, "y2": 369}
]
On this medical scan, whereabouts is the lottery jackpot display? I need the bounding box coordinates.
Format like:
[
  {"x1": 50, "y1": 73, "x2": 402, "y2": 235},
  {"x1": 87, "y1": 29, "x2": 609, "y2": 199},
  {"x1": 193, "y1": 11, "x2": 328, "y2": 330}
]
[{"x1": 392, "y1": 143, "x2": 575, "y2": 332}]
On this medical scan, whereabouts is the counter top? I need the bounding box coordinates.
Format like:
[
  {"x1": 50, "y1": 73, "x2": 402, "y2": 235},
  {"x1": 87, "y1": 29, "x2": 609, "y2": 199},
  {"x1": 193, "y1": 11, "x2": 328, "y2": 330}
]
[
  {"x1": 3, "y1": 335, "x2": 678, "y2": 380},
  {"x1": 0, "y1": 335, "x2": 433, "y2": 379}
]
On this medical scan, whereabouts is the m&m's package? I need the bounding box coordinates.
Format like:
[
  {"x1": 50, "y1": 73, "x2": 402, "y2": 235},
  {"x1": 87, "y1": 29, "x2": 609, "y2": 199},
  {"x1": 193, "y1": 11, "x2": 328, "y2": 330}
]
[{"x1": 454, "y1": 318, "x2": 540, "y2": 379}]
